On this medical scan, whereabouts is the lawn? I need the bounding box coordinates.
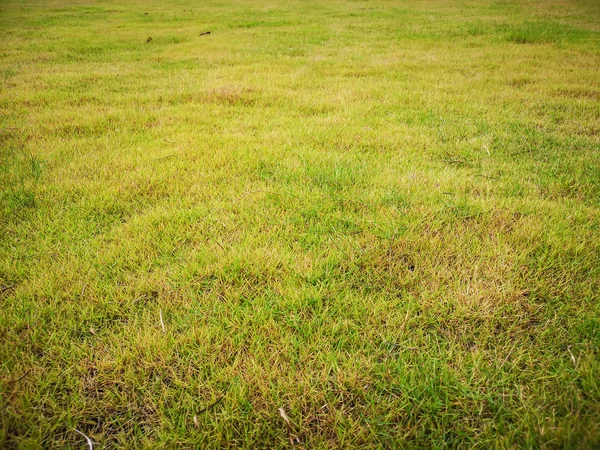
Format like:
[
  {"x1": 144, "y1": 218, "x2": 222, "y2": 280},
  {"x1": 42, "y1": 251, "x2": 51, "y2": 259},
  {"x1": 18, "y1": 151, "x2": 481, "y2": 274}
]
[{"x1": 1, "y1": 0, "x2": 600, "y2": 447}]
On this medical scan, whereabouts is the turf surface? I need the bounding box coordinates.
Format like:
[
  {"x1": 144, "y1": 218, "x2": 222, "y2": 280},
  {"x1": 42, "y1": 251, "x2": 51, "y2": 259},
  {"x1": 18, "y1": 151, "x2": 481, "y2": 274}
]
[{"x1": 1, "y1": 0, "x2": 600, "y2": 447}]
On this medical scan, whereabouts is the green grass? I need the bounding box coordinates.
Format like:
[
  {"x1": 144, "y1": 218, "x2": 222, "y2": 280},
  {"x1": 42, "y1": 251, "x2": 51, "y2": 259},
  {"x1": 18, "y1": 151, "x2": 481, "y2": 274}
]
[{"x1": 1, "y1": 0, "x2": 600, "y2": 447}]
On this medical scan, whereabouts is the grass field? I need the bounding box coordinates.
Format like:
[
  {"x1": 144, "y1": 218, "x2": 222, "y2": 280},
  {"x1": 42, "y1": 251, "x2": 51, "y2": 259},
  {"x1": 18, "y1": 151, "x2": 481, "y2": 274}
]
[{"x1": 1, "y1": 0, "x2": 600, "y2": 447}]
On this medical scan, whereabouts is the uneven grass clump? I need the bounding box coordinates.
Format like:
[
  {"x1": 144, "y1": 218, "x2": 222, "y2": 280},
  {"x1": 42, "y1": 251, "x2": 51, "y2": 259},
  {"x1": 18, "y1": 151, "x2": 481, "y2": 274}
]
[{"x1": 1, "y1": 0, "x2": 600, "y2": 448}]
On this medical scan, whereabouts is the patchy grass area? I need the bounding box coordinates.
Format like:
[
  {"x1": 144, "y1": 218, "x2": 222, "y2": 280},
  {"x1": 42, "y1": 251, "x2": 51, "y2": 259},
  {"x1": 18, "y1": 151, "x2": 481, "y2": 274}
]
[{"x1": 1, "y1": 0, "x2": 600, "y2": 447}]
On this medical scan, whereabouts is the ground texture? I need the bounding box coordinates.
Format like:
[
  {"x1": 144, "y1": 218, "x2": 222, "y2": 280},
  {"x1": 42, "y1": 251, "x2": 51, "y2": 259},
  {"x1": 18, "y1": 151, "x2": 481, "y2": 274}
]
[{"x1": 1, "y1": 0, "x2": 600, "y2": 448}]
